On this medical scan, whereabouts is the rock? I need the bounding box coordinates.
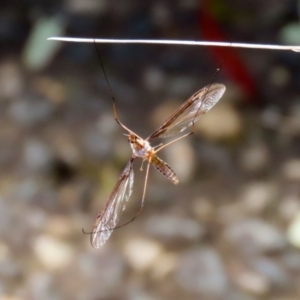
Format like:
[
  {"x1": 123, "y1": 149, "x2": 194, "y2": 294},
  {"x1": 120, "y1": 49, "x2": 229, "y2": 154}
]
[
  {"x1": 240, "y1": 181, "x2": 277, "y2": 214},
  {"x1": 9, "y1": 97, "x2": 53, "y2": 126},
  {"x1": 76, "y1": 251, "x2": 125, "y2": 297},
  {"x1": 145, "y1": 214, "x2": 205, "y2": 242},
  {"x1": 150, "y1": 252, "x2": 177, "y2": 280},
  {"x1": 230, "y1": 260, "x2": 270, "y2": 296},
  {"x1": 0, "y1": 260, "x2": 21, "y2": 281},
  {"x1": 279, "y1": 194, "x2": 300, "y2": 221},
  {"x1": 282, "y1": 159, "x2": 300, "y2": 181},
  {"x1": 22, "y1": 139, "x2": 53, "y2": 173},
  {"x1": 225, "y1": 219, "x2": 286, "y2": 255},
  {"x1": 0, "y1": 60, "x2": 23, "y2": 100},
  {"x1": 196, "y1": 102, "x2": 242, "y2": 142},
  {"x1": 123, "y1": 238, "x2": 163, "y2": 272},
  {"x1": 282, "y1": 251, "x2": 300, "y2": 272},
  {"x1": 31, "y1": 76, "x2": 67, "y2": 106},
  {"x1": 239, "y1": 143, "x2": 270, "y2": 173},
  {"x1": 26, "y1": 272, "x2": 61, "y2": 300},
  {"x1": 32, "y1": 235, "x2": 75, "y2": 270},
  {"x1": 251, "y1": 257, "x2": 290, "y2": 290},
  {"x1": 82, "y1": 125, "x2": 111, "y2": 159},
  {"x1": 143, "y1": 67, "x2": 166, "y2": 92},
  {"x1": 175, "y1": 247, "x2": 228, "y2": 296},
  {"x1": 287, "y1": 212, "x2": 300, "y2": 248}
]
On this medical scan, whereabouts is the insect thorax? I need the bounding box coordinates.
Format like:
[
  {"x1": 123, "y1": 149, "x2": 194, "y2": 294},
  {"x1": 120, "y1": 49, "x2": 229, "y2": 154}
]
[{"x1": 128, "y1": 133, "x2": 152, "y2": 158}]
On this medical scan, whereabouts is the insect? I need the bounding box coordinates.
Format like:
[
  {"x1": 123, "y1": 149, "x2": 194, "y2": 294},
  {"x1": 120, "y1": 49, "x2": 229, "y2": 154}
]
[{"x1": 89, "y1": 81, "x2": 226, "y2": 248}]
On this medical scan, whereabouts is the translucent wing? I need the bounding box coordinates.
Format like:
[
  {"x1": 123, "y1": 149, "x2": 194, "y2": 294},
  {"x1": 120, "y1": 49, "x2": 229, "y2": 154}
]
[
  {"x1": 90, "y1": 158, "x2": 135, "y2": 248},
  {"x1": 147, "y1": 83, "x2": 226, "y2": 140}
]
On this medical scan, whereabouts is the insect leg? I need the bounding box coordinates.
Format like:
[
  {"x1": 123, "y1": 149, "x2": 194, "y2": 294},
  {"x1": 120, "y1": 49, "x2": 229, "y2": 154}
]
[
  {"x1": 153, "y1": 130, "x2": 194, "y2": 154},
  {"x1": 93, "y1": 40, "x2": 137, "y2": 135}
]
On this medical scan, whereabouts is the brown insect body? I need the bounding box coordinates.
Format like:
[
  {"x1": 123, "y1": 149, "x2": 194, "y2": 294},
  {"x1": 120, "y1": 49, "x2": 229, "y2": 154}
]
[
  {"x1": 128, "y1": 133, "x2": 179, "y2": 185},
  {"x1": 90, "y1": 83, "x2": 226, "y2": 248}
]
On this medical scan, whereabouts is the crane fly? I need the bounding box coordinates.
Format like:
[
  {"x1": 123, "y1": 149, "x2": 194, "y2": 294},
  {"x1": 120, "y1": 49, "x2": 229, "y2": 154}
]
[{"x1": 90, "y1": 83, "x2": 226, "y2": 248}]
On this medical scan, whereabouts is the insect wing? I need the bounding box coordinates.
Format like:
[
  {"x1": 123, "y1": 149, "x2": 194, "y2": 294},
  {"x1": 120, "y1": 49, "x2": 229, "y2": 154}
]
[
  {"x1": 90, "y1": 159, "x2": 135, "y2": 248},
  {"x1": 147, "y1": 84, "x2": 226, "y2": 139}
]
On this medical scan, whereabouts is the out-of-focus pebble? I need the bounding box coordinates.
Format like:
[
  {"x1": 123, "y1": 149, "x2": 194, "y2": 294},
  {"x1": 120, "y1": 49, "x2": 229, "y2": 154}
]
[
  {"x1": 143, "y1": 67, "x2": 166, "y2": 91},
  {"x1": 232, "y1": 266, "x2": 270, "y2": 295},
  {"x1": 261, "y1": 106, "x2": 282, "y2": 129},
  {"x1": 0, "y1": 242, "x2": 9, "y2": 262},
  {"x1": 167, "y1": 76, "x2": 198, "y2": 96},
  {"x1": 123, "y1": 238, "x2": 163, "y2": 272},
  {"x1": 0, "y1": 260, "x2": 21, "y2": 281},
  {"x1": 50, "y1": 129, "x2": 80, "y2": 166},
  {"x1": 225, "y1": 219, "x2": 286, "y2": 255},
  {"x1": 282, "y1": 251, "x2": 300, "y2": 272},
  {"x1": 218, "y1": 201, "x2": 247, "y2": 224},
  {"x1": 57, "y1": 183, "x2": 82, "y2": 208},
  {"x1": 239, "y1": 143, "x2": 270, "y2": 173},
  {"x1": 66, "y1": 0, "x2": 107, "y2": 13},
  {"x1": 26, "y1": 272, "x2": 61, "y2": 300},
  {"x1": 96, "y1": 113, "x2": 119, "y2": 136},
  {"x1": 9, "y1": 98, "x2": 53, "y2": 126},
  {"x1": 178, "y1": 0, "x2": 199, "y2": 9},
  {"x1": 225, "y1": 290, "x2": 257, "y2": 300},
  {"x1": 175, "y1": 247, "x2": 228, "y2": 296},
  {"x1": 279, "y1": 194, "x2": 300, "y2": 221},
  {"x1": 196, "y1": 103, "x2": 242, "y2": 142},
  {"x1": 33, "y1": 235, "x2": 75, "y2": 270},
  {"x1": 192, "y1": 197, "x2": 216, "y2": 222},
  {"x1": 127, "y1": 290, "x2": 162, "y2": 300},
  {"x1": 281, "y1": 104, "x2": 300, "y2": 136},
  {"x1": 150, "y1": 252, "x2": 177, "y2": 279},
  {"x1": 23, "y1": 207, "x2": 47, "y2": 229},
  {"x1": 0, "y1": 295, "x2": 20, "y2": 300},
  {"x1": 145, "y1": 214, "x2": 205, "y2": 242},
  {"x1": 77, "y1": 252, "x2": 125, "y2": 295},
  {"x1": 0, "y1": 61, "x2": 23, "y2": 99},
  {"x1": 269, "y1": 66, "x2": 291, "y2": 87},
  {"x1": 282, "y1": 159, "x2": 300, "y2": 181},
  {"x1": 23, "y1": 139, "x2": 53, "y2": 172},
  {"x1": 83, "y1": 126, "x2": 111, "y2": 159},
  {"x1": 14, "y1": 179, "x2": 39, "y2": 202},
  {"x1": 151, "y1": 2, "x2": 171, "y2": 28},
  {"x1": 287, "y1": 212, "x2": 300, "y2": 248},
  {"x1": 251, "y1": 257, "x2": 290, "y2": 289},
  {"x1": 46, "y1": 215, "x2": 74, "y2": 238},
  {"x1": 31, "y1": 76, "x2": 66, "y2": 105},
  {"x1": 240, "y1": 182, "x2": 276, "y2": 214}
]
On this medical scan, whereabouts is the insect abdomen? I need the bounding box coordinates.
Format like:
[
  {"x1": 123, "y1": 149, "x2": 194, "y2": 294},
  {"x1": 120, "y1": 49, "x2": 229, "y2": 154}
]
[{"x1": 151, "y1": 155, "x2": 179, "y2": 185}]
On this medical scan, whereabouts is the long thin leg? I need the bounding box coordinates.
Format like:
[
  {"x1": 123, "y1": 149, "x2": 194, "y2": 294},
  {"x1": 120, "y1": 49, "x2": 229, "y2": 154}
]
[
  {"x1": 110, "y1": 93, "x2": 137, "y2": 134},
  {"x1": 153, "y1": 143, "x2": 163, "y2": 150},
  {"x1": 93, "y1": 42, "x2": 126, "y2": 130},
  {"x1": 125, "y1": 158, "x2": 151, "y2": 225},
  {"x1": 93, "y1": 41, "x2": 141, "y2": 136},
  {"x1": 154, "y1": 129, "x2": 194, "y2": 154}
]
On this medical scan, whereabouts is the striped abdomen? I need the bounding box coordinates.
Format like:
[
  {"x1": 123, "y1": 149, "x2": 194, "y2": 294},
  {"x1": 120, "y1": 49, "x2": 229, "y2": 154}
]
[{"x1": 151, "y1": 155, "x2": 179, "y2": 185}]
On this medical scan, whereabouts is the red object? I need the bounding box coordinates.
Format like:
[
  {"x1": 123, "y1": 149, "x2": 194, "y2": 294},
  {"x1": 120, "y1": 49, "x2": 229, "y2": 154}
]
[{"x1": 199, "y1": 1, "x2": 256, "y2": 100}]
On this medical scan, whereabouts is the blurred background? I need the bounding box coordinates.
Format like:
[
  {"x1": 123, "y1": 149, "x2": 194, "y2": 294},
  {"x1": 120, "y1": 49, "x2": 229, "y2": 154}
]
[{"x1": 1, "y1": 0, "x2": 300, "y2": 299}]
